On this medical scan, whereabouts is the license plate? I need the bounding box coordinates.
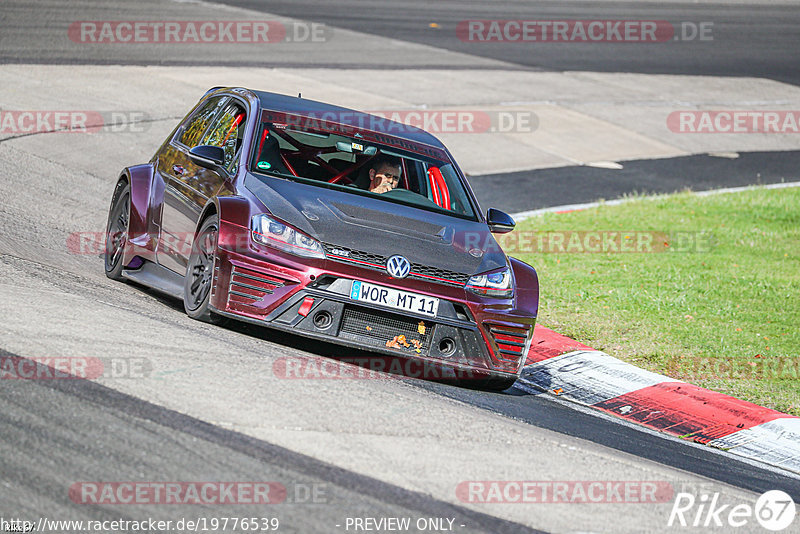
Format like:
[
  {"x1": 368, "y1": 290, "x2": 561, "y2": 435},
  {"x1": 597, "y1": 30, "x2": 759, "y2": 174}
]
[{"x1": 350, "y1": 280, "x2": 439, "y2": 318}]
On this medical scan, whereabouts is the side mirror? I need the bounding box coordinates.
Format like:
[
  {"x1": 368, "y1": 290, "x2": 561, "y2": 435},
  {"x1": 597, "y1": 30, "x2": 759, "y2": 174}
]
[
  {"x1": 487, "y1": 208, "x2": 515, "y2": 234},
  {"x1": 189, "y1": 145, "x2": 226, "y2": 172}
]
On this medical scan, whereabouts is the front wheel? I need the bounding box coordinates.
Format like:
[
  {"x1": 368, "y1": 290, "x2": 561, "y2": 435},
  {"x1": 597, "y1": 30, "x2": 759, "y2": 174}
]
[
  {"x1": 184, "y1": 215, "x2": 227, "y2": 325},
  {"x1": 104, "y1": 182, "x2": 130, "y2": 281},
  {"x1": 463, "y1": 375, "x2": 518, "y2": 392},
  {"x1": 480, "y1": 377, "x2": 518, "y2": 392}
]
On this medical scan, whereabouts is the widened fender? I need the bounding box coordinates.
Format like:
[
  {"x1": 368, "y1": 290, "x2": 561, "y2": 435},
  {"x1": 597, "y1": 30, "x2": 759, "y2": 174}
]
[
  {"x1": 199, "y1": 195, "x2": 253, "y2": 252},
  {"x1": 116, "y1": 164, "x2": 156, "y2": 267},
  {"x1": 199, "y1": 195, "x2": 252, "y2": 312},
  {"x1": 510, "y1": 256, "x2": 539, "y2": 319}
]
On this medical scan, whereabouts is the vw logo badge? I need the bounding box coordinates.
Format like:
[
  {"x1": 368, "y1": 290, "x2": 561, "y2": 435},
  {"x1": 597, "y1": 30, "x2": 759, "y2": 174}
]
[{"x1": 386, "y1": 255, "x2": 411, "y2": 279}]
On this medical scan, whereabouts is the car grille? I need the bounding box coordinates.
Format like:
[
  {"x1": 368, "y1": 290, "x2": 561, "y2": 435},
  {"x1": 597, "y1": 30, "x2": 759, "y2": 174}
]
[
  {"x1": 340, "y1": 306, "x2": 433, "y2": 354},
  {"x1": 227, "y1": 265, "x2": 285, "y2": 307},
  {"x1": 486, "y1": 324, "x2": 530, "y2": 367},
  {"x1": 323, "y1": 243, "x2": 470, "y2": 287}
]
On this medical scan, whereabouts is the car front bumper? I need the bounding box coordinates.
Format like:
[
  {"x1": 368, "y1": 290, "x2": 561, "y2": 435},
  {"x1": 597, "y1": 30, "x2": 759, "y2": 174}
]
[{"x1": 209, "y1": 235, "x2": 536, "y2": 381}]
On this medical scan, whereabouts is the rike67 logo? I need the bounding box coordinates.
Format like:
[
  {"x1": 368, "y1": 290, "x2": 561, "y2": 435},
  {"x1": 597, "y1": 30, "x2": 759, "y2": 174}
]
[{"x1": 669, "y1": 490, "x2": 796, "y2": 531}]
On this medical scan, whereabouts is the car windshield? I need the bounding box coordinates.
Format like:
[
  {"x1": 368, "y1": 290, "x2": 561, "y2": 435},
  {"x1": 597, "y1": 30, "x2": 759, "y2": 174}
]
[{"x1": 249, "y1": 119, "x2": 477, "y2": 220}]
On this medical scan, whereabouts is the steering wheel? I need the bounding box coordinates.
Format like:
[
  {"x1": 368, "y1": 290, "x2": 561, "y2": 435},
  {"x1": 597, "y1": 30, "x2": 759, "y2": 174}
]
[{"x1": 382, "y1": 187, "x2": 442, "y2": 209}]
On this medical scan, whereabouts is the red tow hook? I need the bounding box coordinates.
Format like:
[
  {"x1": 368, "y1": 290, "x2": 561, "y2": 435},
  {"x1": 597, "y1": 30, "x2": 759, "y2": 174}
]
[{"x1": 298, "y1": 297, "x2": 315, "y2": 317}]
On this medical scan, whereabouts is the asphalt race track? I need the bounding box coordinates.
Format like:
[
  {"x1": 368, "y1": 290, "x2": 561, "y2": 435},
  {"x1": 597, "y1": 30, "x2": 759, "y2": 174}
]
[
  {"x1": 223, "y1": 0, "x2": 800, "y2": 84},
  {"x1": 0, "y1": 353, "x2": 536, "y2": 534},
  {"x1": 1, "y1": 1, "x2": 800, "y2": 533}
]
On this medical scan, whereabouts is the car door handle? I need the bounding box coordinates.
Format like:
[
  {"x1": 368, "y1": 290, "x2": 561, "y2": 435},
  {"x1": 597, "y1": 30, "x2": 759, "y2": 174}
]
[{"x1": 172, "y1": 165, "x2": 185, "y2": 176}]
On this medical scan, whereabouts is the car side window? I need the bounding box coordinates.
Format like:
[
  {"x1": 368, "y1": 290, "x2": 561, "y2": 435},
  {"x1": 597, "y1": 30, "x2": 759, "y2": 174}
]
[
  {"x1": 201, "y1": 103, "x2": 247, "y2": 172},
  {"x1": 178, "y1": 97, "x2": 227, "y2": 148}
]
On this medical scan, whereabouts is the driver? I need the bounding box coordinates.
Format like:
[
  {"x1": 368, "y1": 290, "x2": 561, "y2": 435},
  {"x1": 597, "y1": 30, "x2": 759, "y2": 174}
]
[{"x1": 367, "y1": 156, "x2": 402, "y2": 194}]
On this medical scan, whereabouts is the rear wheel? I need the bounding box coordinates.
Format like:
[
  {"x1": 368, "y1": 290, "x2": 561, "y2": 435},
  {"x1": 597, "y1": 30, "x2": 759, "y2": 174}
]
[
  {"x1": 184, "y1": 215, "x2": 227, "y2": 325},
  {"x1": 104, "y1": 182, "x2": 130, "y2": 281}
]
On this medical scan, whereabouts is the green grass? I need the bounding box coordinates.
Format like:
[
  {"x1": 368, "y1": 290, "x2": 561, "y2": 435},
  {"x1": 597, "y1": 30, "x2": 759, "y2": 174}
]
[{"x1": 507, "y1": 186, "x2": 800, "y2": 415}]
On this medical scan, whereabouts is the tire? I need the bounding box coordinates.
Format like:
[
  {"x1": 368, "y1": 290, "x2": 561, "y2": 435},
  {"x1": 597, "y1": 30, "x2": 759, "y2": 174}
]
[
  {"x1": 480, "y1": 376, "x2": 518, "y2": 392},
  {"x1": 184, "y1": 214, "x2": 227, "y2": 325},
  {"x1": 463, "y1": 375, "x2": 518, "y2": 392},
  {"x1": 104, "y1": 182, "x2": 130, "y2": 281}
]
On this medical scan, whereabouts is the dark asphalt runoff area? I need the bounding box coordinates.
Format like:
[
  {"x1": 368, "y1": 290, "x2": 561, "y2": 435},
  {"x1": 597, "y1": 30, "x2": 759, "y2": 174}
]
[
  {"x1": 468, "y1": 150, "x2": 800, "y2": 214},
  {"x1": 222, "y1": 0, "x2": 800, "y2": 85}
]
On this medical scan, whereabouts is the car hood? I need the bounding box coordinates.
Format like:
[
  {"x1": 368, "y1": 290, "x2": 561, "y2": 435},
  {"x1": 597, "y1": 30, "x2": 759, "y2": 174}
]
[{"x1": 244, "y1": 174, "x2": 507, "y2": 276}]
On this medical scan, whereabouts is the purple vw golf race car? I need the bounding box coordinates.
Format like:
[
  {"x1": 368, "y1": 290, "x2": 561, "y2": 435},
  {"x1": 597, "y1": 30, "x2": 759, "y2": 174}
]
[{"x1": 104, "y1": 87, "x2": 539, "y2": 390}]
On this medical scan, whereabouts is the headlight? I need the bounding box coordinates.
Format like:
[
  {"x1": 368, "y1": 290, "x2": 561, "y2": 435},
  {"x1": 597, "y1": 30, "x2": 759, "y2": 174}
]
[
  {"x1": 251, "y1": 214, "x2": 325, "y2": 259},
  {"x1": 466, "y1": 267, "x2": 513, "y2": 298}
]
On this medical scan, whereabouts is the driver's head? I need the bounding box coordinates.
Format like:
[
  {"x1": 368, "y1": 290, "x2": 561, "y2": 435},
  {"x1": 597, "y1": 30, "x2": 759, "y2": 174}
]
[{"x1": 368, "y1": 156, "x2": 402, "y2": 194}]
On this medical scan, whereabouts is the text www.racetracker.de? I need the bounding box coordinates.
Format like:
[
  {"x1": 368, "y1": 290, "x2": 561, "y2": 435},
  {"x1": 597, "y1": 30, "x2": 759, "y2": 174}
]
[{"x1": 0, "y1": 516, "x2": 280, "y2": 533}]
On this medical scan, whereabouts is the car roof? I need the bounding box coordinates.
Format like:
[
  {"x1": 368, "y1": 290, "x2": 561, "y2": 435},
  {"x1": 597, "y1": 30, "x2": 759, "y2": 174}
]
[{"x1": 248, "y1": 89, "x2": 446, "y2": 149}]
